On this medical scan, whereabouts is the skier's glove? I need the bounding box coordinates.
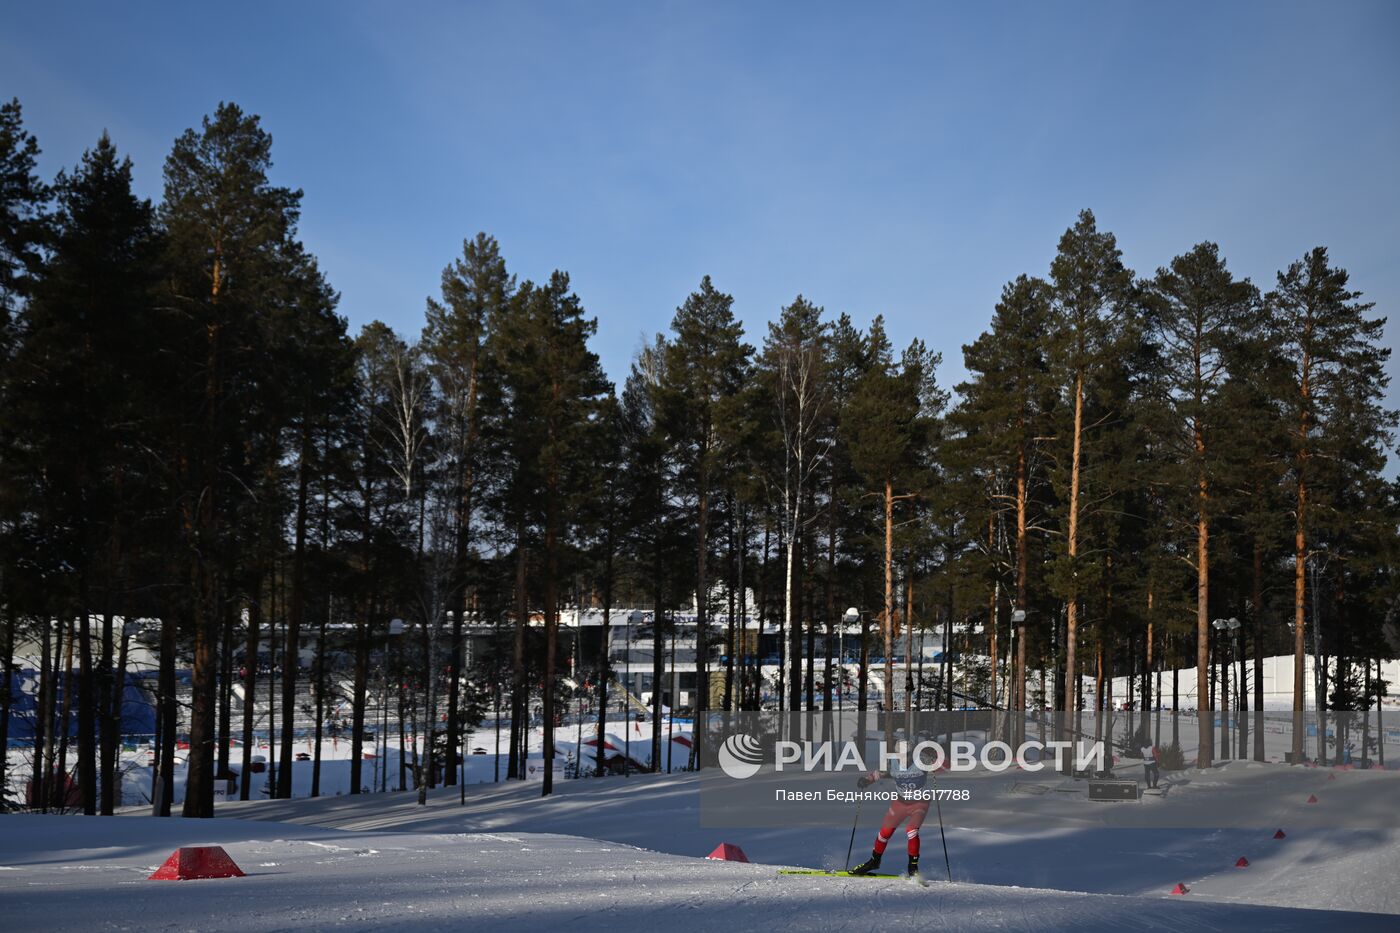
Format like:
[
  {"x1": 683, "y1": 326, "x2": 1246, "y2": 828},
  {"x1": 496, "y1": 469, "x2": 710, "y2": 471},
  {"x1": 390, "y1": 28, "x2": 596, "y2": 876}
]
[{"x1": 856, "y1": 775, "x2": 874, "y2": 789}]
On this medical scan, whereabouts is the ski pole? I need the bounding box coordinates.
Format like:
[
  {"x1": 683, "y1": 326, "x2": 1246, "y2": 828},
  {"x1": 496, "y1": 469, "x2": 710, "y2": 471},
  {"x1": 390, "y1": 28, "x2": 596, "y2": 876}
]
[
  {"x1": 844, "y1": 798, "x2": 863, "y2": 871},
  {"x1": 932, "y1": 791, "x2": 952, "y2": 882}
]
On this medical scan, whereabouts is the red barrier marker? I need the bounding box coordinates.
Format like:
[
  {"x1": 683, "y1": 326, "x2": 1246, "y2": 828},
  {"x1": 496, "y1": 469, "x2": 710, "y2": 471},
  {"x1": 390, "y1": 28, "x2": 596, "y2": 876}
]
[
  {"x1": 1306, "y1": 794, "x2": 1318, "y2": 803},
  {"x1": 1273, "y1": 829, "x2": 1286, "y2": 839},
  {"x1": 149, "y1": 846, "x2": 246, "y2": 880},
  {"x1": 706, "y1": 842, "x2": 749, "y2": 862},
  {"x1": 1170, "y1": 883, "x2": 1190, "y2": 895},
  {"x1": 1235, "y1": 857, "x2": 1250, "y2": 868}
]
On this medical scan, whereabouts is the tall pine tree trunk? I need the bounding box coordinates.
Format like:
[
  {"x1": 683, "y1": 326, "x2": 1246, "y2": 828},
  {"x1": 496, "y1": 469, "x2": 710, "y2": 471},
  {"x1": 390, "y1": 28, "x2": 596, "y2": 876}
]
[
  {"x1": 1015, "y1": 442, "x2": 1029, "y2": 746},
  {"x1": 883, "y1": 476, "x2": 894, "y2": 750},
  {"x1": 77, "y1": 601, "x2": 97, "y2": 814},
  {"x1": 595, "y1": 516, "x2": 614, "y2": 778},
  {"x1": 184, "y1": 258, "x2": 224, "y2": 819},
  {"x1": 1196, "y1": 452, "x2": 1212, "y2": 769},
  {"x1": 542, "y1": 464, "x2": 560, "y2": 798},
  {"x1": 98, "y1": 607, "x2": 115, "y2": 815},
  {"x1": 109, "y1": 614, "x2": 132, "y2": 811},
  {"x1": 987, "y1": 511, "x2": 998, "y2": 711},
  {"x1": 0, "y1": 601, "x2": 12, "y2": 802},
  {"x1": 696, "y1": 481, "x2": 710, "y2": 759},
  {"x1": 1292, "y1": 472, "x2": 1308, "y2": 762},
  {"x1": 35, "y1": 618, "x2": 52, "y2": 811},
  {"x1": 787, "y1": 508, "x2": 801, "y2": 712},
  {"x1": 508, "y1": 526, "x2": 527, "y2": 780},
  {"x1": 1253, "y1": 540, "x2": 1266, "y2": 761},
  {"x1": 312, "y1": 601, "x2": 327, "y2": 797},
  {"x1": 727, "y1": 546, "x2": 737, "y2": 710},
  {"x1": 446, "y1": 370, "x2": 478, "y2": 788},
  {"x1": 1292, "y1": 356, "x2": 1311, "y2": 763},
  {"x1": 153, "y1": 608, "x2": 176, "y2": 816},
  {"x1": 1065, "y1": 371, "x2": 1084, "y2": 761},
  {"x1": 652, "y1": 582, "x2": 664, "y2": 770},
  {"x1": 278, "y1": 425, "x2": 312, "y2": 798},
  {"x1": 183, "y1": 563, "x2": 218, "y2": 817},
  {"x1": 240, "y1": 572, "x2": 261, "y2": 801},
  {"x1": 1144, "y1": 610, "x2": 1154, "y2": 732},
  {"x1": 649, "y1": 488, "x2": 664, "y2": 768},
  {"x1": 804, "y1": 528, "x2": 817, "y2": 713},
  {"x1": 217, "y1": 599, "x2": 234, "y2": 789},
  {"x1": 55, "y1": 623, "x2": 76, "y2": 809},
  {"x1": 824, "y1": 495, "x2": 836, "y2": 713}
]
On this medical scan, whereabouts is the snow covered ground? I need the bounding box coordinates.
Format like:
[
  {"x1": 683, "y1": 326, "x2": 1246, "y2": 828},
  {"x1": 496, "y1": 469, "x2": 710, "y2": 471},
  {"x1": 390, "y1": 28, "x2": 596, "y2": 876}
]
[
  {"x1": 3, "y1": 754, "x2": 1398, "y2": 931},
  {"x1": 1, "y1": 809, "x2": 1394, "y2": 932}
]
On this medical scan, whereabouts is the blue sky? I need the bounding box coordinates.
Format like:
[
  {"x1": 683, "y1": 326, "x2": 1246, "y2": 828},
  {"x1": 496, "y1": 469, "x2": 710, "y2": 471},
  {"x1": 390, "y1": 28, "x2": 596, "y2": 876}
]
[{"x1": 5, "y1": 1, "x2": 1398, "y2": 432}]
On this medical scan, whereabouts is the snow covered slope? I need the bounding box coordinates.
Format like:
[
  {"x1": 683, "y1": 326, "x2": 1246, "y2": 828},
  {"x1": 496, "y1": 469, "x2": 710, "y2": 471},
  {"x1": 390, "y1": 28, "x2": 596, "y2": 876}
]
[
  {"x1": 0, "y1": 813, "x2": 1393, "y2": 932},
  {"x1": 200, "y1": 760, "x2": 1400, "y2": 914}
]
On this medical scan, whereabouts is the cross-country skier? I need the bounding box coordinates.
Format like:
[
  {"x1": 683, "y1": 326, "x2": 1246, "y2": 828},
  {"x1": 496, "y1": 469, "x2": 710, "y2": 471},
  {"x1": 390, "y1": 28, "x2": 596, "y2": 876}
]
[{"x1": 849, "y1": 742, "x2": 929, "y2": 878}]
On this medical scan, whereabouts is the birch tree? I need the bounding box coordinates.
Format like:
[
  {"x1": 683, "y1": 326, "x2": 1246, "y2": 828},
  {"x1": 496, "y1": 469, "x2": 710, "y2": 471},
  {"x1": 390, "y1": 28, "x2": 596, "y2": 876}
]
[{"x1": 759, "y1": 296, "x2": 832, "y2": 712}]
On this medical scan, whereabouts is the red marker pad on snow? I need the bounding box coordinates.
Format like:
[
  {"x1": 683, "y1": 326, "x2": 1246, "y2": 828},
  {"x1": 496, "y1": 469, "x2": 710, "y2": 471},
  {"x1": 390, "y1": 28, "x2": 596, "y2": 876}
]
[
  {"x1": 149, "y1": 846, "x2": 246, "y2": 880},
  {"x1": 706, "y1": 842, "x2": 749, "y2": 862},
  {"x1": 1306, "y1": 794, "x2": 1318, "y2": 804},
  {"x1": 1235, "y1": 857, "x2": 1250, "y2": 868},
  {"x1": 1273, "y1": 829, "x2": 1287, "y2": 839},
  {"x1": 1170, "y1": 883, "x2": 1189, "y2": 895}
]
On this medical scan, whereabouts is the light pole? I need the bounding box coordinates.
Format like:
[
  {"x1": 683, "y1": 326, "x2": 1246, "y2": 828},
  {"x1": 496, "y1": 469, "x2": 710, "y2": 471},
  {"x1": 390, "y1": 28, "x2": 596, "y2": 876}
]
[
  {"x1": 1010, "y1": 610, "x2": 1027, "y2": 745},
  {"x1": 625, "y1": 610, "x2": 639, "y2": 776},
  {"x1": 493, "y1": 611, "x2": 506, "y2": 784},
  {"x1": 1211, "y1": 617, "x2": 1239, "y2": 760},
  {"x1": 843, "y1": 608, "x2": 860, "y2": 717},
  {"x1": 1237, "y1": 622, "x2": 1247, "y2": 760}
]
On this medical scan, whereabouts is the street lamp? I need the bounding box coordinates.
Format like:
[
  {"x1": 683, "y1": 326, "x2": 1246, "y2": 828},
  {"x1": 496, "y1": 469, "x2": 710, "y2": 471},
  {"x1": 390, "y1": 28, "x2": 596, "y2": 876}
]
[
  {"x1": 1211, "y1": 617, "x2": 1240, "y2": 760},
  {"x1": 843, "y1": 608, "x2": 863, "y2": 716},
  {"x1": 1009, "y1": 610, "x2": 1027, "y2": 708},
  {"x1": 625, "y1": 610, "x2": 642, "y2": 776},
  {"x1": 1009, "y1": 610, "x2": 1027, "y2": 745}
]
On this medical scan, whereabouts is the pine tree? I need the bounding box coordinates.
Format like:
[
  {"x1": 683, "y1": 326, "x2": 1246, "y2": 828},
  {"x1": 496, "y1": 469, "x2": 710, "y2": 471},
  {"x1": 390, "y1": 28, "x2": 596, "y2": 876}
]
[
  {"x1": 1046, "y1": 210, "x2": 1134, "y2": 744},
  {"x1": 159, "y1": 102, "x2": 303, "y2": 816},
  {"x1": 487, "y1": 272, "x2": 609, "y2": 795},
  {"x1": 7, "y1": 133, "x2": 160, "y2": 813},
  {"x1": 348, "y1": 321, "x2": 421, "y2": 793},
  {"x1": 1267, "y1": 248, "x2": 1395, "y2": 762},
  {"x1": 422, "y1": 233, "x2": 513, "y2": 786},
  {"x1": 0, "y1": 101, "x2": 49, "y2": 793},
  {"x1": 0, "y1": 98, "x2": 48, "y2": 342},
  {"x1": 843, "y1": 317, "x2": 942, "y2": 746},
  {"x1": 821, "y1": 314, "x2": 871, "y2": 712},
  {"x1": 953, "y1": 275, "x2": 1053, "y2": 739},
  {"x1": 658, "y1": 277, "x2": 750, "y2": 747},
  {"x1": 268, "y1": 249, "x2": 347, "y2": 799},
  {"x1": 1215, "y1": 323, "x2": 1290, "y2": 761},
  {"x1": 618, "y1": 338, "x2": 685, "y2": 764},
  {"x1": 1143, "y1": 242, "x2": 1257, "y2": 767}
]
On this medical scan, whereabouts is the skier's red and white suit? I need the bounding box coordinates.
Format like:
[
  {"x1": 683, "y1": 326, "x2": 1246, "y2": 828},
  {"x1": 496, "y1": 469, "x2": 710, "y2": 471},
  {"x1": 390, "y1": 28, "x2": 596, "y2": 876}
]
[{"x1": 862, "y1": 766, "x2": 929, "y2": 860}]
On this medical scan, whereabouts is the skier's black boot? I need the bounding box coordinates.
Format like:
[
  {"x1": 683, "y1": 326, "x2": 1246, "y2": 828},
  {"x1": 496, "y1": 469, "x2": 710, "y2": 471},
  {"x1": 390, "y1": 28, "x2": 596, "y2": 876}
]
[
  {"x1": 907, "y1": 855, "x2": 920, "y2": 878},
  {"x1": 849, "y1": 852, "x2": 882, "y2": 876}
]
